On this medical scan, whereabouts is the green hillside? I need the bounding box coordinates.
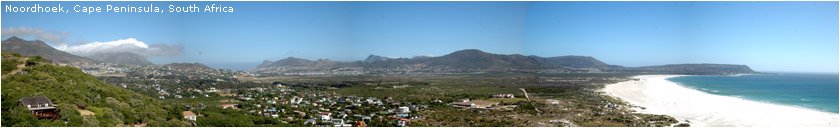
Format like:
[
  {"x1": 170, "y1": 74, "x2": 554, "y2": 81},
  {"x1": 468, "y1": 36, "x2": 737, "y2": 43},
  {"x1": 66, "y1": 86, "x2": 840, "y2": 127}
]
[{"x1": 1, "y1": 53, "x2": 191, "y2": 127}]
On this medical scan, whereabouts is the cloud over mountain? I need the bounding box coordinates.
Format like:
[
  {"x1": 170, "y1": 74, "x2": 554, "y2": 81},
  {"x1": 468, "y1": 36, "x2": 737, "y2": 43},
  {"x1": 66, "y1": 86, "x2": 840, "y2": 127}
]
[{"x1": 57, "y1": 38, "x2": 182, "y2": 57}]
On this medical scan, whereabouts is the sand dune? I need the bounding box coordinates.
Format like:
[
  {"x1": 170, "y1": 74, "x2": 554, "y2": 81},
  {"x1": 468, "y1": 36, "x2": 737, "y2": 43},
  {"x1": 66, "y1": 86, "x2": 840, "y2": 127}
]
[{"x1": 602, "y1": 75, "x2": 839, "y2": 127}]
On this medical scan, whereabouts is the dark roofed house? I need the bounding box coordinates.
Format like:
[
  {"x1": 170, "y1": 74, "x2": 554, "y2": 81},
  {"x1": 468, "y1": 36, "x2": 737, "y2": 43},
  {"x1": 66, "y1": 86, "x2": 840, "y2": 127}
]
[{"x1": 19, "y1": 95, "x2": 60, "y2": 119}]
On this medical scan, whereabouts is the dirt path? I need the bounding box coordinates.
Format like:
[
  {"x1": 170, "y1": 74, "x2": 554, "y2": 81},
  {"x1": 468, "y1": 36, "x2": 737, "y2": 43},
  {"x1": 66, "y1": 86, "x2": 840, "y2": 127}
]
[{"x1": 2, "y1": 57, "x2": 29, "y2": 79}]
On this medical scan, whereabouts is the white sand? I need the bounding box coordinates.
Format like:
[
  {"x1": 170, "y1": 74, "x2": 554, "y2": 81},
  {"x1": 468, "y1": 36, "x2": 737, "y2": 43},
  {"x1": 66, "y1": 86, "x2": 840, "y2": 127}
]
[{"x1": 602, "y1": 75, "x2": 840, "y2": 127}]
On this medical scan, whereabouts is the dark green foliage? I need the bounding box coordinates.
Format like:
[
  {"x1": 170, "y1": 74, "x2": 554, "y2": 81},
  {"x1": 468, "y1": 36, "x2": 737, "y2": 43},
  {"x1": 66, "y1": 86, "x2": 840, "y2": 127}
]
[
  {"x1": 194, "y1": 108, "x2": 294, "y2": 127},
  {"x1": 1, "y1": 54, "x2": 22, "y2": 74},
  {"x1": 1, "y1": 53, "x2": 188, "y2": 126}
]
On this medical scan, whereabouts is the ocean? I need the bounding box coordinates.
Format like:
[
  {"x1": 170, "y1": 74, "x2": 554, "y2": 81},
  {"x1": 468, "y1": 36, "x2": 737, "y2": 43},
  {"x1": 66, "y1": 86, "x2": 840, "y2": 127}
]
[{"x1": 667, "y1": 73, "x2": 839, "y2": 113}]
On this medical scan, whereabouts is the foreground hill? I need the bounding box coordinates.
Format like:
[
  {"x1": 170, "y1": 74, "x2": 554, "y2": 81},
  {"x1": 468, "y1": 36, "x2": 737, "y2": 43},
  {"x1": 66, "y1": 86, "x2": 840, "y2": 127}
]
[{"x1": 1, "y1": 53, "x2": 190, "y2": 126}]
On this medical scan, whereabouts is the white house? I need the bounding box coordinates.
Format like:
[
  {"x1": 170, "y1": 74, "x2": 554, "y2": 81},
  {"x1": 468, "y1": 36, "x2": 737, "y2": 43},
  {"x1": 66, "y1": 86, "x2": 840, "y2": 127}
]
[{"x1": 182, "y1": 111, "x2": 197, "y2": 121}]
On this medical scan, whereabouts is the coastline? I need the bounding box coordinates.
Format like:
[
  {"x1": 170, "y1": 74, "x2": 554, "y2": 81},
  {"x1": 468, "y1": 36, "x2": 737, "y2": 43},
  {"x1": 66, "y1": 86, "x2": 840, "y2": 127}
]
[{"x1": 602, "y1": 75, "x2": 840, "y2": 127}]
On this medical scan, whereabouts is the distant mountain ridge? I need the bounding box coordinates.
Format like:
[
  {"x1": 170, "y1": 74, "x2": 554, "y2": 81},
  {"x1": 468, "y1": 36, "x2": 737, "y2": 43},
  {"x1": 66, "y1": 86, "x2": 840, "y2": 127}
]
[
  {"x1": 634, "y1": 64, "x2": 756, "y2": 75},
  {"x1": 256, "y1": 49, "x2": 620, "y2": 71},
  {"x1": 257, "y1": 57, "x2": 344, "y2": 68},
  {"x1": 163, "y1": 63, "x2": 213, "y2": 71},
  {"x1": 364, "y1": 55, "x2": 395, "y2": 63},
  {"x1": 85, "y1": 52, "x2": 154, "y2": 66},
  {"x1": 255, "y1": 49, "x2": 755, "y2": 75},
  {"x1": 1, "y1": 37, "x2": 99, "y2": 64},
  {"x1": 1, "y1": 37, "x2": 155, "y2": 66}
]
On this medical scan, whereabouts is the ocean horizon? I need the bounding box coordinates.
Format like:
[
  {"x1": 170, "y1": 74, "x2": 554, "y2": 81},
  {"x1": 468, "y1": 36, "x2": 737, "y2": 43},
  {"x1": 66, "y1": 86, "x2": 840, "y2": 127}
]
[{"x1": 668, "y1": 73, "x2": 839, "y2": 113}]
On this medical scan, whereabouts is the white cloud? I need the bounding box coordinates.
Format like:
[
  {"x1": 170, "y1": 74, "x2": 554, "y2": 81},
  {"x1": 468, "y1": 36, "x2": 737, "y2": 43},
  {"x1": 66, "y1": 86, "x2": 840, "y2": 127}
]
[{"x1": 57, "y1": 38, "x2": 182, "y2": 57}]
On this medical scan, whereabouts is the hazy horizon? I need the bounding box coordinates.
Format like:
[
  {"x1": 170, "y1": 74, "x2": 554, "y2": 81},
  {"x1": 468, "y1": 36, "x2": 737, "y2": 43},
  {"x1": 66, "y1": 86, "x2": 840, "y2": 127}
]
[{"x1": 2, "y1": 1, "x2": 837, "y2": 73}]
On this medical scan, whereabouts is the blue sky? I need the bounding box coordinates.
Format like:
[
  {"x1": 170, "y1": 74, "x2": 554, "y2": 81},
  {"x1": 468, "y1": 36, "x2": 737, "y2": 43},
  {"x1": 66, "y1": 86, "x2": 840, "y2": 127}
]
[{"x1": 1, "y1": 1, "x2": 837, "y2": 72}]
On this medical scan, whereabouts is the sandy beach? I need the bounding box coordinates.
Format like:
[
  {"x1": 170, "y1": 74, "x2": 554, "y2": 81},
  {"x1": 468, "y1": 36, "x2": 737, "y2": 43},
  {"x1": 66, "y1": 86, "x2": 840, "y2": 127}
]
[{"x1": 602, "y1": 75, "x2": 840, "y2": 127}]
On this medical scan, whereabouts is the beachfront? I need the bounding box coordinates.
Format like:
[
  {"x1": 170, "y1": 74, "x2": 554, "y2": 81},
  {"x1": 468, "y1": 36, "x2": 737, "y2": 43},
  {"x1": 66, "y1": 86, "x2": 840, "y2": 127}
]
[{"x1": 602, "y1": 75, "x2": 839, "y2": 127}]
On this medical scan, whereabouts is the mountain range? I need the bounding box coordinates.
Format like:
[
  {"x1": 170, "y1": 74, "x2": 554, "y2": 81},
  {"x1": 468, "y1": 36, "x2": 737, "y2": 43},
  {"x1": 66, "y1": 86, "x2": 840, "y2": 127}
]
[
  {"x1": 2, "y1": 37, "x2": 154, "y2": 66},
  {"x1": 258, "y1": 49, "x2": 622, "y2": 70},
  {"x1": 85, "y1": 52, "x2": 154, "y2": 66},
  {"x1": 257, "y1": 49, "x2": 756, "y2": 75},
  {"x1": 1, "y1": 37, "x2": 98, "y2": 64}
]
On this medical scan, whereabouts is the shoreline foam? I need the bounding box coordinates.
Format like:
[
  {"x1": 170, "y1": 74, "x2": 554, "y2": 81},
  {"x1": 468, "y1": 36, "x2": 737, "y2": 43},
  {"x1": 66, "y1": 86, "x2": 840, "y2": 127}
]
[{"x1": 602, "y1": 75, "x2": 839, "y2": 127}]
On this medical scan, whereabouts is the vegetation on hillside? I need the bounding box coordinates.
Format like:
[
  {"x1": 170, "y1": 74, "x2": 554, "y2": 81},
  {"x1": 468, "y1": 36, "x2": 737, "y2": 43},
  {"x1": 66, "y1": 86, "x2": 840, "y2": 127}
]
[{"x1": 1, "y1": 53, "x2": 189, "y2": 126}]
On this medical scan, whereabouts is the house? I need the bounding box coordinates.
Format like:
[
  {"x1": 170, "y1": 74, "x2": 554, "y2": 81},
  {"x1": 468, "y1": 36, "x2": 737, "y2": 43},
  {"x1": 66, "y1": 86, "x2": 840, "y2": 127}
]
[
  {"x1": 220, "y1": 104, "x2": 238, "y2": 109},
  {"x1": 320, "y1": 112, "x2": 332, "y2": 121},
  {"x1": 546, "y1": 99, "x2": 560, "y2": 105},
  {"x1": 449, "y1": 102, "x2": 475, "y2": 108},
  {"x1": 265, "y1": 108, "x2": 278, "y2": 114},
  {"x1": 470, "y1": 100, "x2": 499, "y2": 109},
  {"x1": 19, "y1": 96, "x2": 59, "y2": 119},
  {"x1": 492, "y1": 94, "x2": 515, "y2": 98},
  {"x1": 182, "y1": 111, "x2": 197, "y2": 121},
  {"x1": 397, "y1": 106, "x2": 410, "y2": 113},
  {"x1": 331, "y1": 119, "x2": 344, "y2": 125},
  {"x1": 304, "y1": 119, "x2": 317, "y2": 126},
  {"x1": 294, "y1": 110, "x2": 307, "y2": 117},
  {"x1": 355, "y1": 120, "x2": 367, "y2": 127},
  {"x1": 338, "y1": 113, "x2": 348, "y2": 119},
  {"x1": 354, "y1": 114, "x2": 372, "y2": 121},
  {"x1": 450, "y1": 100, "x2": 498, "y2": 109},
  {"x1": 390, "y1": 117, "x2": 410, "y2": 127},
  {"x1": 131, "y1": 122, "x2": 147, "y2": 127}
]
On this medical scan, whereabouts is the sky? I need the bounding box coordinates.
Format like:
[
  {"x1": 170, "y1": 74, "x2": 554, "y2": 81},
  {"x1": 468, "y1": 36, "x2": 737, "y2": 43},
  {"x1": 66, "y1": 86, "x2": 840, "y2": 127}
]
[{"x1": 1, "y1": 1, "x2": 837, "y2": 73}]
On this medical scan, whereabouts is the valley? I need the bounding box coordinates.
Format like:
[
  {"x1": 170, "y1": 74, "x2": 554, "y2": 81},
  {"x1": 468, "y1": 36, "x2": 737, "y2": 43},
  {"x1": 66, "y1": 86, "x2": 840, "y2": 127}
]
[{"x1": 1, "y1": 37, "x2": 748, "y2": 126}]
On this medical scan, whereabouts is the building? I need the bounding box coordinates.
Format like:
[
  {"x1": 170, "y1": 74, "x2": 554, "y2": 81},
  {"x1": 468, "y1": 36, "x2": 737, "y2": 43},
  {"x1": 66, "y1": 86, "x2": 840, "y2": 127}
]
[
  {"x1": 397, "y1": 106, "x2": 410, "y2": 113},
  {"x1": 470, "y1": 100, "x2": 499, "y2": 108},
  {"x1": 304, "y1": 119, "x2": 317, "y2": 126},
  {"x1": 391, "y1": 117, "x2": 410, "y2": 127},
  {"x1": 320, "y1": 112, "x2": 332, "y2": 121},
  {"x1": 546, "y1": 99, "x2": 560, "y2": 105},
  {"x1": 220, "y1": 104, "x2": 239, "y2": 109},
  {"x1": 19, "y1": 96, "x2": 59, "y2": 119},
  {"x1": 492, "y1": 94, "x2": 515, "y2": 98},
  {"x1": 450, "y1": 100, "x2": 498, "y2": 109},
  {"x1": 450, "y1": 102, "x2": 476, "y2": 108},
  {"x1": 355, "y1": 120, "x2": 367, "y2": 127},
  {"x1": 182, "y1": 111, "x2": 197, "y2": 121}
]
